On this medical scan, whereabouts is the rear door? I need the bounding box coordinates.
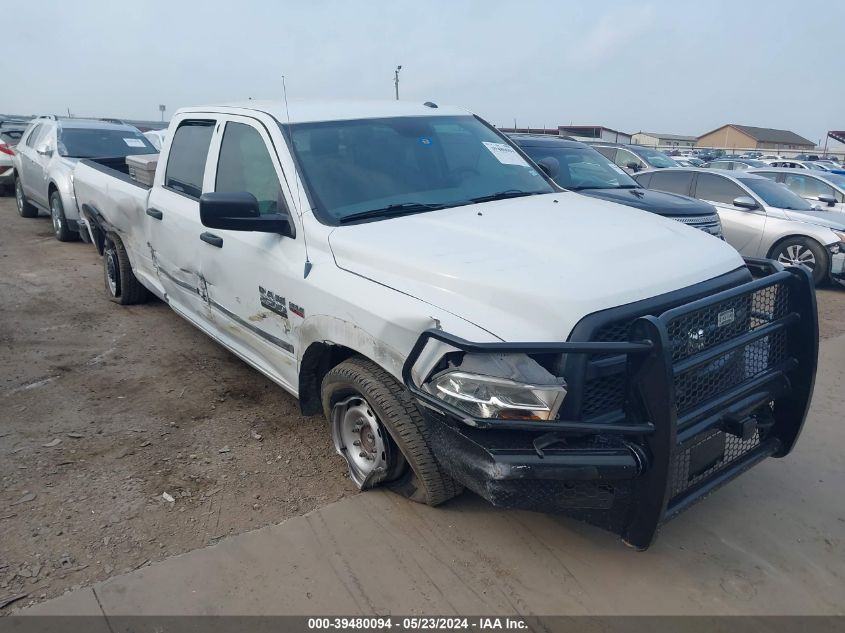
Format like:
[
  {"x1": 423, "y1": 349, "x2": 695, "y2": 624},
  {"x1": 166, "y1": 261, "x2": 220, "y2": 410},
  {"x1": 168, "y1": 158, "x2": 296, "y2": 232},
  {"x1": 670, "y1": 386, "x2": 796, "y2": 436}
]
[
  {"x1": 145, "y1": 117, "x2": 218, "y2": 329},
  {"x1": 197, "y1": 114, "x2": 304, "y2": 391},
  {"x1": 18, "y1": 123, "x2": 45, "y2": 200},
  {"x1": 693, "y1": 172, "x2": 766, "y2": 256}
]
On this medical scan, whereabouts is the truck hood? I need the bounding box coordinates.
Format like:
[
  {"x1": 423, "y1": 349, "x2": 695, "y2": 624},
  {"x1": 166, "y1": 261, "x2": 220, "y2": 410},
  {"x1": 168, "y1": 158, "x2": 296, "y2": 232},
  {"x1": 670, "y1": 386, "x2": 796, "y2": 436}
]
[
  {"x1": 579, "y1": 187, "x2": 716, "y2": 217},
  {"x1": 328, "y1": 193, "x2": 745, "y2": 342}
]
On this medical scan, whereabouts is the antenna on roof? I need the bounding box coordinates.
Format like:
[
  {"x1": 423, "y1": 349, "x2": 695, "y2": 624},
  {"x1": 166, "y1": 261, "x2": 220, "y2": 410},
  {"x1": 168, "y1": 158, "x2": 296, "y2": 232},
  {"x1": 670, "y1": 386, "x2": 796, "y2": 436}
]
[{"x1": 282, "y1": 75, "x2": 312, "y2": 279}]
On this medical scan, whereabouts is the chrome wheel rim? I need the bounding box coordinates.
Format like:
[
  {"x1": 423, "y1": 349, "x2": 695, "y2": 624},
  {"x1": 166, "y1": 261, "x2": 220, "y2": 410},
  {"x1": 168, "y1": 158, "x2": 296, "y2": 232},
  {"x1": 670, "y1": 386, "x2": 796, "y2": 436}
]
[
  {"x1": 331, "y1": 395, "x2": 389, "y2": 487},
  {"x1": 50, "y1": 197, "x2": 62, "y2": 234},
  {"x1": 105, "y1": 247, "x2": 119, "y2": 296},
  {"x1": 777, "y1": 244, "x2": 815, "y2": 270}
]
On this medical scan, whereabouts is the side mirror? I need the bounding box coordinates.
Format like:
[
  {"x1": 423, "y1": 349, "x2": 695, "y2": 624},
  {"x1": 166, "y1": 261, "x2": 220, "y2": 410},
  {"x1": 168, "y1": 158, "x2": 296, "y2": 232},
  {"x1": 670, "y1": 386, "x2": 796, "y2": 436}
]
[
  {"x1": 199, "y1": 191, "x2": 296, "y2": 238},
  {"x1": 732, "y1": 196, "x2": 759, "y2": 210},
  {"x1": 536, "y1": 156, "x2": 560, "y2": 179},
  {"x1": 626, "y1": 162, "x2": 641, "y2": 172},
  {"x1": 818, "y1": 194, "x2": 837, "y2": 207},
  {"x1": 37, "y1": 147, "x2": 53, "y2": 157}
]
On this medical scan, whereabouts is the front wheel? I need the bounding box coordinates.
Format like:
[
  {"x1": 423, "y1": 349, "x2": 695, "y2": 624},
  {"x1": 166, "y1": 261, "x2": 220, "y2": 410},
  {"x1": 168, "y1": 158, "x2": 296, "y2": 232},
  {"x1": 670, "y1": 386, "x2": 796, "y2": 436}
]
[
  {"x1": 50, "y1": 191, "x2": 78, "y2": 242},
  {"x1": 321, "y1": 357, "x2": 462, "y2": 506},
  {"x1": 771, "y1": 237, "x2": 828, "y2": 286}
]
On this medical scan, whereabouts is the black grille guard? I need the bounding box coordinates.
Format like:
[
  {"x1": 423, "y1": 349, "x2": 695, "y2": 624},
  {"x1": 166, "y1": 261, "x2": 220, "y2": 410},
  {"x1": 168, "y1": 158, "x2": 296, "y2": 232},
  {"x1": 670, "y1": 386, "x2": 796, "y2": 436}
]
[{"x1": 401, "y1": 258, "x2": 818, "y2": 548}]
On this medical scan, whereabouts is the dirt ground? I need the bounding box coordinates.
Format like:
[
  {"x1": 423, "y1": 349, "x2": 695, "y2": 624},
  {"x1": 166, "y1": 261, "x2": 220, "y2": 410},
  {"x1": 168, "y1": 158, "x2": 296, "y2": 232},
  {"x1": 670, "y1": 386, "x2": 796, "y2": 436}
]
[
  {"x1": 2, "y1": 194, "x2": 845, "y2": 612},
  {"x1": 0, "y1": 197, "x2": 357, "y2": 611}
]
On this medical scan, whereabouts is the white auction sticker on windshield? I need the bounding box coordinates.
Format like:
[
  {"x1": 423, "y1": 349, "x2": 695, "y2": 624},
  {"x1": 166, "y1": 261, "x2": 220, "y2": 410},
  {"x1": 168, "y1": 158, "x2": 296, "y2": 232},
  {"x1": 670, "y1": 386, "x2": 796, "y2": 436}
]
[
  {"x1": 124, "y1": 138, "x2": 146, "y2": 147},
  {"x1": 482, "y1": 142, "x2": 529, "y2": 166}
]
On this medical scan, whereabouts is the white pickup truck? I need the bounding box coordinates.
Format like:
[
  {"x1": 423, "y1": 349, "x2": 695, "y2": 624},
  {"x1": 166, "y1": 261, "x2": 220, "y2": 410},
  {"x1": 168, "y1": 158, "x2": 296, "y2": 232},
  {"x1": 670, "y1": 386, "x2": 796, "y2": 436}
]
[{"x1": 73, "y1": 100, "x2": 818, "y2": 549}]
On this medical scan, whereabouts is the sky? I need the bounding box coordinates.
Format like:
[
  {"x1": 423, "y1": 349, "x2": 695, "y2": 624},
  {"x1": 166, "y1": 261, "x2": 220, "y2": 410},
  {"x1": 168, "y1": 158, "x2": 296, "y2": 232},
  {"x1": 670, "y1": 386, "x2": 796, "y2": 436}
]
[{"x1": 3, "y1": 0, "x2": 844, "y2": 148}]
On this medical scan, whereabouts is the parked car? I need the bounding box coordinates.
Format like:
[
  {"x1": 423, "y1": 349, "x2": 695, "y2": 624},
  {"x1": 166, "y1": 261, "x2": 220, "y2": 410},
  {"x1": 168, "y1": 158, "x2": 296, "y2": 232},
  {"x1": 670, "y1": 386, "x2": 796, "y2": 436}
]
[
  {"x1": 703, "y1": 158, "x2": 770, "y2": 171},
  {"x1": 749, "y1": 168, "x2": 845, "y2": 213},
  {"x1": 510, "y1": 134, "x2": 722, "y2": 236},
  {"x1": 635, "y1": 168, "x2": 845, "y2": 285},
  {"x1": 143, "y1": 129, "x2": 167, "y2": 150},
  {"x1": 740, "y1": 152, "x2": 763, "y2": 159},
  {"x1": 685, "y1": 157, "x2": 705, "y2": 167},
  {"x1": 72, "y1": 100, "x2": 817, "y2": 549},
  {"x1": 0, "y1": 121, "x2": 28, "y2": 194},
  {"x1": 764, "y1": 159, "x2": 826, "y2": 171},
  {"x1": 13, "y1": 117, "x2": 157, "y2": 241},
  {"x1": 591, "y1": 143, "x2": 679, "y2": 173}
]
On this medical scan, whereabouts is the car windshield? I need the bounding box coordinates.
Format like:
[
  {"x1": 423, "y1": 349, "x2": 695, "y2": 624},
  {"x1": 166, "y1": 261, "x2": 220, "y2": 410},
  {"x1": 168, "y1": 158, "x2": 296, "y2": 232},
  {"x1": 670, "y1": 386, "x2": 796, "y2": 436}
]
[
  {"x1": 740, "y1": 178, "x2": 814, "y2": 210},
  {"x1": 58, "y1": 127, "x2": 158, "y2": 158},
  {"x1": 518, "y1": 144, "x2": 639, "y2": 190},
  {"x1": 634, "y1": 148, "x2": 679, "y2": 168},
  {"x1": 285, "y1": 116, "x2": 555, "y2": 222},
  {"x1": 822, "y1": 173, "x2": 845, "y2": 189}
]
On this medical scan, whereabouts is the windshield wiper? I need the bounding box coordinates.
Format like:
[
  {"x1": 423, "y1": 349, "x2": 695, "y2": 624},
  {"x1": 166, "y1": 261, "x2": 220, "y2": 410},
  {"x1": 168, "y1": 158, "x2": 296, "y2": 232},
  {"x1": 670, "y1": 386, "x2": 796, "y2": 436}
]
[
  {"x1": 338, "y1": 202, "x2": 445, "y2": 224},
  {"x1": 468, "y1": 190, "x2": 539, "y2": 204},
  {"x1": 568, "y1": 185, "x2": 637, "y2": 191}
]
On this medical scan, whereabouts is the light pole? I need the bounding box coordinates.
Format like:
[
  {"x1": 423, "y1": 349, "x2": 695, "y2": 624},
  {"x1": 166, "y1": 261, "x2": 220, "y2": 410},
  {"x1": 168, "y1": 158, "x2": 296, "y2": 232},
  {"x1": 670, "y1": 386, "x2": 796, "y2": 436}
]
[
  {"x1": 394, "y1": 65, "x2": 402, "y2": 100},
  {"x1": 159, "y1": 104, "x2": 166, "y2": 122}
]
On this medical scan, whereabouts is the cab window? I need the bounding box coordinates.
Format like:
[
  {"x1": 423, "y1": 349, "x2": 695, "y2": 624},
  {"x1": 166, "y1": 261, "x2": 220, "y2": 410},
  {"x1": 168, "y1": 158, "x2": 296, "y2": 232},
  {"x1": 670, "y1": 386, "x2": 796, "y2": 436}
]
[
  {"x1": 784, "y1": 174, "x2": 835, "y2": 199},
  {"x1": 615, "y1": 149, "x2": 643, "y2": 171},
  {"x1": 215, "y1": 122, "x2": 286, "y2": 215},
  {"x1": 165, "y1": 120, "x2": 215, "y2": 199},
  {"x1": 24, "y1": 124, "x2": 44, "y2": 148}
]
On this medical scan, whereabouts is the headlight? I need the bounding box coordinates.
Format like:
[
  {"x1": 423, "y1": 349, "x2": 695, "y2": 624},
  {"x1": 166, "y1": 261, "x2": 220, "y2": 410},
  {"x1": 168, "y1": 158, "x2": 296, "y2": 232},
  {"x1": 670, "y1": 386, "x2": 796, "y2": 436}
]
[
  {"x1": 427, "y1": 371, "x2": 567, "y2": 422},
  {"x1": 831, "y1": 230, "x2": 845, "y2": 247}
]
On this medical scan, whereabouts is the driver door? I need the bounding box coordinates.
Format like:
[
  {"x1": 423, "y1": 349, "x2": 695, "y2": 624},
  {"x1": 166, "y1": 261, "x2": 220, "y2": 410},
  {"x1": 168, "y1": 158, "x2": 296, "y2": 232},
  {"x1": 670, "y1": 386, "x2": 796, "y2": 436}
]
[
  {"x1": 198, "y1": 115, "x2": 304, "y2": 391},
  {"x1": 694, "y1": 172, "x2": 766, "y2": 256}
]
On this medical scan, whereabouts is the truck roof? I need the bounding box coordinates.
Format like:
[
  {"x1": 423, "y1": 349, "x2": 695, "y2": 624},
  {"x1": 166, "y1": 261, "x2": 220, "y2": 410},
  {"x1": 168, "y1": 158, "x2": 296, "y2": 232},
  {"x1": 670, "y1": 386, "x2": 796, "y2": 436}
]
[{"x1": 177, "y1": 100, "x2": 469, "y2": 124}]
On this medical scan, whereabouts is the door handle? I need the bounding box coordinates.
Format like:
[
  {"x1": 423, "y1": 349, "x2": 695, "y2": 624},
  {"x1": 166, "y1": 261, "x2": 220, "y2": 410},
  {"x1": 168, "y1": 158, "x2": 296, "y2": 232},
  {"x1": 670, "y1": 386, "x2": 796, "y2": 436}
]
[
  {"x1": 146, "y1": 208, "x2": 163, "y2": 220},
  {"x1": 200, "y1": 232, "x2": 223, "y2": 248}
]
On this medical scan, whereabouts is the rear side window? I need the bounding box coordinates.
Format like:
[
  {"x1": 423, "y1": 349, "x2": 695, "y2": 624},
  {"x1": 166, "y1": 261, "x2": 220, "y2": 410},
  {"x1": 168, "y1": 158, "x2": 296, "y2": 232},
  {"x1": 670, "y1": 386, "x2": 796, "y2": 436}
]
[
  {"x1": 648, "y1": 170, "x2": 693, "y2": 196},
  {"x1": 165, "y1": 120, "x2": 215, "y2": 199},
  {"x1": 694, "y1": 173, "x2": 746, "y2": 205},
  {"x1": 215, "y1": 122, "x2": 286, "y2": 215},
  {"x1": 24, "y1": 124, "x2": 44, "y2": 147},
  {"x1": 594, "y1": 146, "x2": 616, "y2": 160},
  {"x1": 634, "y1": 172, "x2": 653, "y2": 188}
]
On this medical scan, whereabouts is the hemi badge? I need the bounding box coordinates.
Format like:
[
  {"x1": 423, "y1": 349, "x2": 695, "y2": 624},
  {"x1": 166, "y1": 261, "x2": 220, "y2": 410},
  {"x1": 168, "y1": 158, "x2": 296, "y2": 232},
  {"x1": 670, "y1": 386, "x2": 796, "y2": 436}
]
[{"x1": 717, "y1": 308, "x2": 735, "y2": 327}]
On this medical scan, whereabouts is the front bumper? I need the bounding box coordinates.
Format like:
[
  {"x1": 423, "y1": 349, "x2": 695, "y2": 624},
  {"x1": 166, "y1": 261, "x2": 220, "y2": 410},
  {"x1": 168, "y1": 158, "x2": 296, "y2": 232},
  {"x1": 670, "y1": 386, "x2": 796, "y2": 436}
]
[
  {"x1": 404, "y1": 259, "x2": 818, "y2": 549},
  {"x1": 830, "y1": 251, "x2": 845, "y2": 280}
]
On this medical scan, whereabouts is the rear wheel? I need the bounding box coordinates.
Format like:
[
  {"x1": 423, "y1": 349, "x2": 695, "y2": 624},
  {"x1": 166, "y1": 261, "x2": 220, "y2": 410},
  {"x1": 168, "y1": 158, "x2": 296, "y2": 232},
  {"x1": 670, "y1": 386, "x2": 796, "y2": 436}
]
[
  {"x1": 15, "y1": 177, "x2": 37, "y2": 218},
  {"x1": 50, "y1": 191, "x2": 78, "y2": 242},
  {"x1": 771, "y1": 237, "x2": 828, "y2": 286},
  {"x1": 103, "y1": 235, "x2": 149, "y2": 305},
  {"x1": 321, "y1": 357, "x2": 462, "y2": 506}
]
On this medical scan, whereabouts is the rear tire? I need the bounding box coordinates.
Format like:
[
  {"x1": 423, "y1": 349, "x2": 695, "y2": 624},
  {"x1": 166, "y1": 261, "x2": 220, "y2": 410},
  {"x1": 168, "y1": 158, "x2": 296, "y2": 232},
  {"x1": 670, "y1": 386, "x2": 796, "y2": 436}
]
[
  {"x1": 50, "y1": 191, "x2": 78, "y2": 242},
  {"x1": 321, "y1": 356, "x2": 462, "y2": 506},
  {"x1": 103, "y1": 235, "x2": 149, "y2": 305},
  {"x1": 770, "y1": 236, "x2": 828, "y2": 286},
  {"x1": 15, "y1": 177, "x2": 37, "y2": 218}
]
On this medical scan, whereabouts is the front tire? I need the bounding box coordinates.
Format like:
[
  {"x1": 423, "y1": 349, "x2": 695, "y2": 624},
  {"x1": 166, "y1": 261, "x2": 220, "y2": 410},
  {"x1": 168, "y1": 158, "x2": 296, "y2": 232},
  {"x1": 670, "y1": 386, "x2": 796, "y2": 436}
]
[
  {"x1": 103, "y1": 235, "x2": 149, "y2": 305},
  {"x1": 50, "y1": 191, "x2": 78, "y2": 242},
  {"x1": 771, "y1": 237, "x2": 828, "y2": 286},
  {"x1": 15, "y1": 177, "x2": 37, "y2": 218},
  {"x1": 321, "y1": 357, "x2": 462, "y2": 506}
]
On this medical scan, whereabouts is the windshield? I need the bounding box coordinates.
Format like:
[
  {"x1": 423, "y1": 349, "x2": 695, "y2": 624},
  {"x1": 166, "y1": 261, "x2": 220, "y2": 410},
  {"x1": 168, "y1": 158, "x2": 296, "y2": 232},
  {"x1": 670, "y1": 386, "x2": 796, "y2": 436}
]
[
  {"x1": 822, "y1": 173, "x2": 845, "y2": 189},
  {"x1": 58, "y1": 127, "x2": 157, "y2": 158},
  {"x1": 740, "y1": 178, "x2": 814, "y2": 210},
  {"x1": 518, "y1": 144, "x2": 639, "y2": 190},
  {"x1": 285, "y1": 116, "x2": 555, "y2": 222},
  {"x1": 634, "y1": 147, "x2": 679, "y2": 168}
]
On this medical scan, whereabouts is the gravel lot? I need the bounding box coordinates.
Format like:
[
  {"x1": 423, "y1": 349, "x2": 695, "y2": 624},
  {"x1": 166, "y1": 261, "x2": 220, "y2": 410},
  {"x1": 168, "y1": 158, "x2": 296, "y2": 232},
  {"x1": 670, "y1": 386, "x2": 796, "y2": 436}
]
[{"x1": 2, "y1": 195, "x2": 844, "y2": 611}]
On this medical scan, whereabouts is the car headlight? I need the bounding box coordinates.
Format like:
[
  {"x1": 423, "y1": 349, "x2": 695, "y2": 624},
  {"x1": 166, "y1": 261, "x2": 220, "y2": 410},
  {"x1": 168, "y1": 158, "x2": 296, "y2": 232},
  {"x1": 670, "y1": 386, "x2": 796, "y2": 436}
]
[
  {"x1": 831, "y1": 231, "x2": 845, "y2": 249},
  {"x1": 427, "y1": 371, "x2": 567, "y2": 422}
]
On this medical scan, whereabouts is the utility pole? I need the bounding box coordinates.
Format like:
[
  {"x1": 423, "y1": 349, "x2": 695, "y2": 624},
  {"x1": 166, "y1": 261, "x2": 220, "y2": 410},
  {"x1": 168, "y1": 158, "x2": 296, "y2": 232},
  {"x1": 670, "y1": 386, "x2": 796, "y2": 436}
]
[{"x1": 394, "y1": 65, "x2": 402, "y2": 100}]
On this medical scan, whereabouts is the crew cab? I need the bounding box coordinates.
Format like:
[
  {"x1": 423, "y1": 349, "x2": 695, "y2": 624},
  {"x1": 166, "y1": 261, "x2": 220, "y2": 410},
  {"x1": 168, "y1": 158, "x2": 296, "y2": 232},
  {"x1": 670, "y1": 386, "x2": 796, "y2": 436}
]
[{"x1": 74, "y1": 101, "x2": 818, "y2": 549}]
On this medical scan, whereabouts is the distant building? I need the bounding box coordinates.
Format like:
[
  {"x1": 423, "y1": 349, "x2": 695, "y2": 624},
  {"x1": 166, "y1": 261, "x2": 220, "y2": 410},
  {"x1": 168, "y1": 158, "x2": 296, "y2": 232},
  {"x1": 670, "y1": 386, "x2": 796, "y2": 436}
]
[
  {"x1": 632, "y1": 132, "x2": 697, "y2": 148},
  {"x1": 558, "y1": 125, "x2": 631, "y2": 144},
  {"x1": 697, "y1": 124, "x2": 815, "y2": 151}
]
